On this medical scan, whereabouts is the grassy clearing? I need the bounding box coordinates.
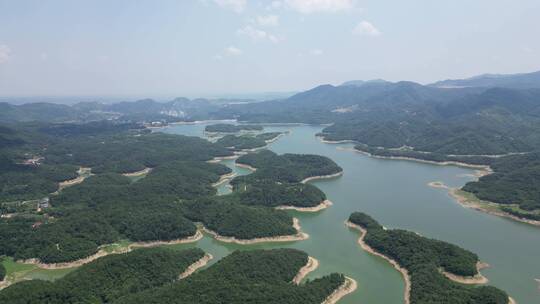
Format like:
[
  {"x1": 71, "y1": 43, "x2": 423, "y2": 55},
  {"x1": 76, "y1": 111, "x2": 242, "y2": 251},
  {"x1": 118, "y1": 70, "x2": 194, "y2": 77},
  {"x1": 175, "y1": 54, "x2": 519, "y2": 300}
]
[{"x1": 2, "y1": 257, "x2": 75, "y2": 284}]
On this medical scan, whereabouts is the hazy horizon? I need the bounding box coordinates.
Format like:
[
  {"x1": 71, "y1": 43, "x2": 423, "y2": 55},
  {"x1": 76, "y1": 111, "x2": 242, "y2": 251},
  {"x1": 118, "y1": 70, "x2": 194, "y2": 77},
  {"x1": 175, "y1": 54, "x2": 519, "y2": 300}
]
[{"x1": 1, "y1": 0, "x2": 539, "y2": 97}]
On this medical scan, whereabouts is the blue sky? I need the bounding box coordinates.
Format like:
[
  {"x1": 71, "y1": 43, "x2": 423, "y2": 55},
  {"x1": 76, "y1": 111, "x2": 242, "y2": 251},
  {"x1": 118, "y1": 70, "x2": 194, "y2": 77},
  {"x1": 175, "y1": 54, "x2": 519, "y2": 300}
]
[{"x1": 0, "y1": 0, "x2": 539, "y2": 97}]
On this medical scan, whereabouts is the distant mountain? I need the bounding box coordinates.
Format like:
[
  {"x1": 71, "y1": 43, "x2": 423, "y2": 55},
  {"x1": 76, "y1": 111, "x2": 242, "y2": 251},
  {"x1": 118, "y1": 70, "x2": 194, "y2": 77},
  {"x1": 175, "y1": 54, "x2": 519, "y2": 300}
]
[
  {"x1": 340, "y1": 79, "x2": 391, "y2": 87},
  {"x1": 0, "y1": 97, "x2": 254, "y2": 123},
  {"x1": 430, "y1": 70, "x2": 540, "y2": 89},
  {"x1": 0, "y1": 102, "x2": 84, "y2": 123},
  {"x1": 223, "y1": 79, "x2": 540, "y2": 155}
]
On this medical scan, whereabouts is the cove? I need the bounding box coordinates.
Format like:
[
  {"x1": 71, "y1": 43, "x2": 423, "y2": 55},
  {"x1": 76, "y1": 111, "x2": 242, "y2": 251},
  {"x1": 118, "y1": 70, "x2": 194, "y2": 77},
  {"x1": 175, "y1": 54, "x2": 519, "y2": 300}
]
[{"x1": 161, "y1": 123, "x2": 540, "y2": 304}]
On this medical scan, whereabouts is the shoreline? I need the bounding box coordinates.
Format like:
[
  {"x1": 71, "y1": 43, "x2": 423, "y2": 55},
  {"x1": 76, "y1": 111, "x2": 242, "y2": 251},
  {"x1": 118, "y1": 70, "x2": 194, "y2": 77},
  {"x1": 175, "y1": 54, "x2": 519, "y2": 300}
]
[
  {"x1": 54, "y1": 167, "x2": 92, "y2": 193},
  {"x1": 236, "y1": 145, "x2": 267, "y2": 153},
  {"x1": 17, "y1": 231, "x2": 203, "y2": 270},
  {"x1": 293, "y1": 256, "x2": 319, "y2": 284},
  {"x1": 449, "y1": 189, "x2": 540, "y2": 227},
  {"x1": 428, "y1": 181, "x2": 540, "y2": 227},
  {"x1": 128, "y1": 230, "x2": 203, "y2": 249},
  {"x1": 206, "y1": 154, "x2": 240, "y2": 163},
  {"x1": 122, "y1": 167, "x2": 152, "y2": 177},
  {"x1": 346, "y1": 221, "x2": 411, "y2": 304},
  {"x1": 200, "y1": 217, "x2": 309, "y2": 245},
  {"x1": 440, "y1": 261, "x2": 489, "y2": 284},
  {"x1": 211, "y1": 172, "x2": 237, "y2": 187},
  {"x1": 235, "y1": 163, "x2": 257, "y2": 171},
  {"x1": 321, "y1": 276, "x2": 358, "y2": 304},
  {"x1": 316, "y1": 136, "x2": 357, "y2": 145},
  {"x1": 178, "y1": 253, "x2": 213, "y2": 279},
  {"x1": 264, "y1": 132, "x2": 288, "y2": 144},
  {"x1": 301, "y1": 171, "x2": 344, "y2": 184},
  {"x1": 353, "y1": 148, "x2": 492, "y2": 171},
  {"x1": 276, "y1": 200, "x2": 333, "y2": 212}
]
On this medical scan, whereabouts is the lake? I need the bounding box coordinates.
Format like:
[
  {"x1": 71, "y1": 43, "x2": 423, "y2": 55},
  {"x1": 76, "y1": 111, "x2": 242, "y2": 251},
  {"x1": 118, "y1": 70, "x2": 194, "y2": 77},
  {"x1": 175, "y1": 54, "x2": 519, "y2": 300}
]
[{"x1": 162, "y1": 123, "x2": 540, "y2": 304}]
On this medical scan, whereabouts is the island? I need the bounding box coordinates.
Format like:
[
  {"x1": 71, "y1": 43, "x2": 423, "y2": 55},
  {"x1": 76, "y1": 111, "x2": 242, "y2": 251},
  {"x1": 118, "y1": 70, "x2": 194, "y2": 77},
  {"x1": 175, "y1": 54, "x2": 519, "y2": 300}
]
[
  {"x1": 215, "y1": 134, "x2": 268, "y2": 151},
  {"x1": 226, "y1": 150, "x2": 343, "y2": 210},
  {"x1": 346, "y1": 212, "x2": 512, "y2": 304},
  {"x1": 204, "y1": 123, "x2": 263, "y2": 133}
]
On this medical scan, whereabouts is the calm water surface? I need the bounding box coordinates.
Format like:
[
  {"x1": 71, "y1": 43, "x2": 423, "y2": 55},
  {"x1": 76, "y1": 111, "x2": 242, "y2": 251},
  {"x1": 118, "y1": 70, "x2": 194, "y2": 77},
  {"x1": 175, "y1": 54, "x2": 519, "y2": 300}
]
[{"x1": 162, "y1": 123, "x2": 540, "y2": 304}]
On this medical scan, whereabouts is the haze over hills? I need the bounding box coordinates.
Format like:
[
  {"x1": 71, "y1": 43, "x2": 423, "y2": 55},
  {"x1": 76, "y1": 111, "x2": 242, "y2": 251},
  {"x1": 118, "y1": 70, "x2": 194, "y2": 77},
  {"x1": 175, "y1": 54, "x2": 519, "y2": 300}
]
[
  {"x1": 0, "y1": 97, "x2": 253, "y2": 123},
  {"x1": 430, "y1": 70, "x2": 540, "y2": 89}
]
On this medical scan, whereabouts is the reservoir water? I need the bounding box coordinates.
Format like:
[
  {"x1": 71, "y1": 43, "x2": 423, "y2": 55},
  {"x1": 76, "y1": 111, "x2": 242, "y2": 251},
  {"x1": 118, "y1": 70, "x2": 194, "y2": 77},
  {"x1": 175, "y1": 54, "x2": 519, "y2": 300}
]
[{"x1": 161, "y1": 123, "x2": 540, "y2": 304}]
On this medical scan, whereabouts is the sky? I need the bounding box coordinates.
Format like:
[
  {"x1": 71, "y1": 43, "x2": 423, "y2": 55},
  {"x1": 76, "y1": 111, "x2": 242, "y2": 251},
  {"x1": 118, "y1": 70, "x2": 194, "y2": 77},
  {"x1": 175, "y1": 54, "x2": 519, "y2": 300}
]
[{"x1": 0, "y1": 0, "x2": 539, "y2": 98}]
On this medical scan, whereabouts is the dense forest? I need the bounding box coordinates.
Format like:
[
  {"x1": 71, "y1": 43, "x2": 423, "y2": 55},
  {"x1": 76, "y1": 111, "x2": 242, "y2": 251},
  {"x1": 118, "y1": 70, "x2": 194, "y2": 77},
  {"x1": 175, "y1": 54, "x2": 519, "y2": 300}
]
[
  {"x1": 182, "y1": 198, "x2": 297, "y2": 239},
  {"x1": 221, "y1": 150, "x2": 341, "y2": 209},
  {"x1": 0, "y1": 121, "x2": 339, "y2": 262},
  {"x1": 256, "y1": 132, "x2": 284, "y2": 142},
  {"x1": 215, "y1": 134, "x2": 267, "y2": 150},
  {"x1": 348, "y1": 212, "x2": 510, "y2": 304},
  {"x1": 0, "y1": 248, "x2": 206, "y2": 303},
  {"x1": 0, "y1": 123, "x2": 240, "y2": 263},
  {"x1": 353, "y1": 144, "x2": 494, "y2": 166},
  {"x1": 205, "y1": 123, "x2": 263, "y2": 133},
  {"x1": 235, "y1": 150, "x2": 342, "y2": 183},
  {"x1": 115, "y1": 249, "x2": 345, "y2": 304},
  {"x1": 0, "y1": 261, "x2": 5, "y2": 282},
  {"x1": 463, "y1": 152, "x2": 540, "y2": 212},
  {"x1": 232, "y1": 180, "x2": 327, "y2": 208}
]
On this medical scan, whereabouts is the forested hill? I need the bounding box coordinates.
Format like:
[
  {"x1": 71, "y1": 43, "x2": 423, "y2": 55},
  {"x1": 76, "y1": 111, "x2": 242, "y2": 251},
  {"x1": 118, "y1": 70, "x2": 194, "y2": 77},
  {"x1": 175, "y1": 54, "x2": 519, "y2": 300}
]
[
  {"x1": 0, "y1": 97, "x2": 253, "y2": 123},
  {"x1": 115, "y1": 249, "x2": 345, "y2": 304},
  {"x1": 0, "y1": 248, "x2": 206, "y2": 304},
  {"x1": 225, "y1": 81, "x2": 540, "y2": 155}
]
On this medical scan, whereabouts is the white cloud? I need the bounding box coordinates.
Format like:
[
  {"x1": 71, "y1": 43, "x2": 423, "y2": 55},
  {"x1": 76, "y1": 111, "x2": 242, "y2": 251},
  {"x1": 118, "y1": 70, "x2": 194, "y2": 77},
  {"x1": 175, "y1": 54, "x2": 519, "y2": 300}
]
[
  {"x1": 237, "y1": 25, "x2": 279, "y2": 43},
  {"x1": 256, "y1": 14, "x2": 279, "y2": 27},
  {"x1": 224, "y1": 46, "x2": 243, "y2": 56},
  {"x1": 0, "y1": 45, "x2": 11, "y2": 64},
  {"x1": 284, "y1": 0, "x2": 355, "y2": 14},
  {"x1": 309, "y1": 49, "x2": 324, "y2": 56},
  {"x1": 213, "y1": 0, "x2": 246, "y2": 13},
  {"x1": 352, "y1": 21, "x2": 381, "y2": 36}
]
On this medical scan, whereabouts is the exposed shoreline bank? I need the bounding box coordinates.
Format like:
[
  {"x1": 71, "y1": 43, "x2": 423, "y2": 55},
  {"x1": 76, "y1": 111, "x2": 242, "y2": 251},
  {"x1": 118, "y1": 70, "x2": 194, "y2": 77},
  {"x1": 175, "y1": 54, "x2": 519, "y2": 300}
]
[
  {"x1": 316, "y1": 135, "x2": 357, "y2": 145},
  {"x1": 54, "y1": 167, "x2": 92, "y2": 194},
  {"x1": 235, "y1": 163, "x2": 257, "y2": 171},
  {"x1": 428, "y1": 182, "x2": 540, "y2": 227},
  {"x1": 206, "y1": 154, "x2": 240, "y2": 163},
  {"x1": 178, "y1": 253, "x2": 213, "y2": 279},
  {"x1": 293, "y1": 256, "x2": 319, "y2": 284},
  {"x1": 276, "y1": 200, "x2": 333, "y2": 212},
  {"x1": 301, "y1": 171, "x2": 344, "y2": 184},
  {"x1": 352, "y1": 147, "x2": 492, "y2": 172},
  {"x1": 440, "y1": 261, "x2": 489, "y2": 284},
  {"x1": 264, "y1": 131, "x2": 288, "y2": 144},
  {"x1": 200, "y1": 217, "x2": 308, "y2": 245},
  {"x1": 321, "y1": 276, "x2": 358, "y2": 304},
  {"x1": 17, "y1": 231, "x2": 203, "y2": 270},
  {"x1": 211, "y1": 172, "x2": 237, "y2": 187},
  {"x1": 122, "y1": 167, "x2": 152, "y2": 177},
  {"x1": 345, "y1": 220, "x2": 411, "y2": 304}
]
